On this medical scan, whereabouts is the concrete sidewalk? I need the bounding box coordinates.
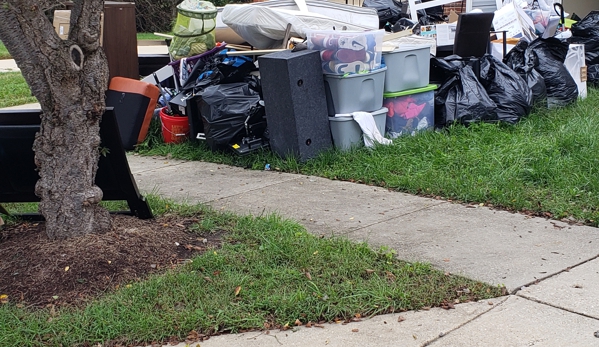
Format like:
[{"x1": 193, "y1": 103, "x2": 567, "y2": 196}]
[
  {"x1": 0, "y1": 58, "x2": 19, "y2": 72},
  {"x1": 126, "y1": 155, "x2": 599, "y2": 347}
]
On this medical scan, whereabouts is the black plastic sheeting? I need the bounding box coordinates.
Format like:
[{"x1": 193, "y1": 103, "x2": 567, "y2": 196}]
[
  {"x1": 504, "y1": 40, "x2": 547, "y2": 105},
  {"x1": 433, "y1": 56, "x2": 497, "y2": 127},
  {"x1": 588, "y1": 65, "x2": 599, "y2": 87},
  {"x1": 362, "y1": 0, "x2": 404, "y2": 29},
  {"x1": 569, "y1": 10, "x2": 599, "y2": 86},
  {"x1": 200, "y1": 82, "x2": 263, "y2": 148},
  {"x1": 479, "y1": 54, "x2": 533, "y2": 124}
]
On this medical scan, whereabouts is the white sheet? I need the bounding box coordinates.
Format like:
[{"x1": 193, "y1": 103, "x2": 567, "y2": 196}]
[{"x1": 221, "y1": 5, "x2": 375, "y2": 49}]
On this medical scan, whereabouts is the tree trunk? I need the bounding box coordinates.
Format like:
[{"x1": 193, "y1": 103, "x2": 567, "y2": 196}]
[{"x1": 0, "y1": 0, "x2": 111, "y2": 239}]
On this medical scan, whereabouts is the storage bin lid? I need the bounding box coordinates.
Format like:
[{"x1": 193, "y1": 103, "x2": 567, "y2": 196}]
[
  {"x1": 383, "y1": 84, "x2": 437, "y2": 98},
  {"x1": 324, "y1": 66, "x2": 387, "y2": 79},
  {"x1": 383, "y1": 44, "x2": 430, "y2": 54}
]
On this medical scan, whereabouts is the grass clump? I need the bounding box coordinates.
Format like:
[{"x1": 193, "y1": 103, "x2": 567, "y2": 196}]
[
  {"x1": 0, "y1": 198, "x2": 502, "y2": 346},
  {"x1": 0, "y1": 72, "x2": 37, "y2": 108},
  {"x1": 0, "y1": 41, "x2": 9, "y2": 60},
  {"x1": 138, "y1": 88, "x2": 599, "y2": 225}
]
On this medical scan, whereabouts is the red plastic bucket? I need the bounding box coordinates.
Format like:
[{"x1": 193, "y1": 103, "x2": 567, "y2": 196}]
[{"x1": 159, "y1": 107, "x2": 189, "y2": 144}]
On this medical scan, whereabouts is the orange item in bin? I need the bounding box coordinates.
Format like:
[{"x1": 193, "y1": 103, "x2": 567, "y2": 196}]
[
  {"x1": 107, "y1": 77, "x2": 160, "y2": 149},
  {"x1": 160, "y1": 107, "x2": 189, "y2": 143}
]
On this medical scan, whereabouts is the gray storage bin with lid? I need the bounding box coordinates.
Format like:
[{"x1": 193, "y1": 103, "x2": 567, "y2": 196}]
[
  {"x1": 328, "y1": 107, "x2": 388, "y2": 151},
  {"x1": 383, "y1": 45, "x2": 430, "y2": 93},
  {"x1": 323, "y1": 67, "x2": 386, "y2": 115}
]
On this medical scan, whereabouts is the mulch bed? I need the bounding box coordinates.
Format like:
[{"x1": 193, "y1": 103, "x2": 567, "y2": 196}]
[{"x1": 0, "y1": 214, "x2": 223, "y2": 308}]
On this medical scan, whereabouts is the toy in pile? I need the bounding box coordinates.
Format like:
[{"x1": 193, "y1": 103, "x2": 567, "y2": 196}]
[{"x1": 169, "y1": 0, "x2": 218, "y2": 60}]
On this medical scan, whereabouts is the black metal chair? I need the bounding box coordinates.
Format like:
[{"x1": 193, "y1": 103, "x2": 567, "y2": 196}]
[{"x1": 453, "y1": 12, "x2": 496, "y2": 58}]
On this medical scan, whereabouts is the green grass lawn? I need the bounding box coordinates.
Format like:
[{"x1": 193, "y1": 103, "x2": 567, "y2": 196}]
[
  {"x1": 139, "y1": 87, "x2": 599, "y2": 226},
  {"x1": 0, "y1": 197, "x2": 502, "y2": 346},
  {"x1": 0, "y1": 41, "x2": 9, "y2": 60},
  {"x1": 0, "y1": 72, "x2": 37, "y2": 108}
]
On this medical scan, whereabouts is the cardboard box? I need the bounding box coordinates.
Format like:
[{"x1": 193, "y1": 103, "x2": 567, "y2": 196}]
[
  {"x1": 492, "y1": 2, "x2": 536, "y2": 42},
  {"x1": 435, "y1": 23, "x2": 457, "y2": 47},
  {"x1": 53, "y1": 10, "x2": 104, "y2": 45},
  {"x1": 53, "y1": 10, "x2": 71, "y2": 40}
]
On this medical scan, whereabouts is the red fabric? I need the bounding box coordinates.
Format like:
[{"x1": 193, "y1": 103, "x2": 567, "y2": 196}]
[
  {"x1": 335, "y1": 49, "x2": 366, "y2": 63},
  {"x1": 321, "y1": 50, "x2": 335, "y2": 61},
  {"x1": 391, "y1": 97, "x2": 425, "y2": 119}
]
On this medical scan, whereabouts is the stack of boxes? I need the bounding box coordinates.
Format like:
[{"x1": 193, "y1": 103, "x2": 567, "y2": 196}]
[
  {"x1": 307, "y1": 29, "x2": 389, "y2": 151},
  {"x1": 382, "y1": 45, "x2": 436, "y2": 138}
]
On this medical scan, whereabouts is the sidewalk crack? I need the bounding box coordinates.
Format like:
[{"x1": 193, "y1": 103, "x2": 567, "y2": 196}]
[
  {"x1": 421, "y1": 296, "x2": 511, "y2": 346},
  {"x1": 516, "y1": 295, "x2": 599, "y2": 322}
]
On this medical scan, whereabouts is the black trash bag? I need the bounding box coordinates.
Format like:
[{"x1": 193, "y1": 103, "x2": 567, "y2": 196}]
[
  {"x1": 478, "y1": 54, "x2": 533, "y2": 124},
  {"x1": 569, "y1": 11, "x2": 599, "y2": 85},
  {"x1": 569, "y1": 10, "x2": 599, "y2": 39},
  {"x1": 526, "y1": 38, "x2": 578, "y2": 108},
  {"x1": 504, "y1": 40, "x2": 547, "y2": 105},
  {"x1": 200, "y1": 82, "x2": 264, "y2": 150},
  {"x1": 588, "y1": 64, "x2": 599, "y2": 87},
  {"x1": 362, "y1": 0, "x2": 404, "y2": 29},
  {"x1": 433, "y1": 56, "x2": 497, "y2": 127}
]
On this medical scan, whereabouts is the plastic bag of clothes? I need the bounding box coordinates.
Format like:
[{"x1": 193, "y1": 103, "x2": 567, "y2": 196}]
[
  {"x1": 181, "y1": 50, "x2": 256, "y2": 92},
  {"x1": 200, "y1": 81, "x2": 264, "y2": 150},
  {"x1": 504, "y1": 40, "x2": 547, "y2": 105},
  {"x1": 432, "y1": 57, "x2": 497, "y2": 127},
  {"x1": 479, "y1": 54, "x2": 533, "y2": 124},
  {"x1": 568, "y1": 11, "x2": 599, "y2": 86},
  {"x1": 526, "y1": 38, "x2": 578, "y2": 108}
]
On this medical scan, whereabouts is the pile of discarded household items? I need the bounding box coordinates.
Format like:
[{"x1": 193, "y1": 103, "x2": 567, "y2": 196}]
[{"x1": 119, "y1": 0, "x2": 598, "y2": 162}]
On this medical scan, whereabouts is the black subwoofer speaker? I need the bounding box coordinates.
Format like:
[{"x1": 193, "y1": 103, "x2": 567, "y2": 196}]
[{"x1": 259, "y1": 50, "x2": 332, "y2": 162}]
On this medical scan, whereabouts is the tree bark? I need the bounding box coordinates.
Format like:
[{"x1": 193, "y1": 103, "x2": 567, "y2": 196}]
[{"x1": 0, "y1": 0, "x2": 111, "y2": 239}]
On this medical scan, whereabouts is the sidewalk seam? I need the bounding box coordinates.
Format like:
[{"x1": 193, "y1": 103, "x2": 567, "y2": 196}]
[
  {"x1": 514, "y1": 295, "x2": 599, "y2": 322},
  {"x1": 128, "y1": 158, "x2": 190, "y2": 174},
  {"x1": 510, "y1": 253, "x2": 599, "y2": 295},
  {"x1": 207, "y1": 176, "x2": 311, "y2": 204},
  {"x1": 338, "y1": 200, "x2": 448, "y2": 235},
  {"x1": 420, "y1": 295, "x2": 511, "y2": 346}
]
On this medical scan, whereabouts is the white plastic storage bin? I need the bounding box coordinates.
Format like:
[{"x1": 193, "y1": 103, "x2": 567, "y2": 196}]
[
  {"x1": 324, "y1": 67, "x2": 386, "y2": 115},
  {"x1": 383, "y1": 84, "x2": 437, "y2": 138},
  {"x1": 328, "y1": 107, "x2": 388, "y2": 151},
  {"x1": 306, "y1": 29, "x2": 384, "y2": 75},
  {"x1": 382, "y1": 44, "x2": 430, "y2": 93}
]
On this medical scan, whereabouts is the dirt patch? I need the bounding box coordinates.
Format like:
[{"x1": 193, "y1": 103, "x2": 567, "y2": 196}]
[{"x1": 0, "y1": 214, "x2": 222, "y2": 307}]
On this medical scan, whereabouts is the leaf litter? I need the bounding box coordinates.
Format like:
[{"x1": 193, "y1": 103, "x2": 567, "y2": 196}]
[{"x1": 0, "y1": 214, "x2": 223, "y2": 307}]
